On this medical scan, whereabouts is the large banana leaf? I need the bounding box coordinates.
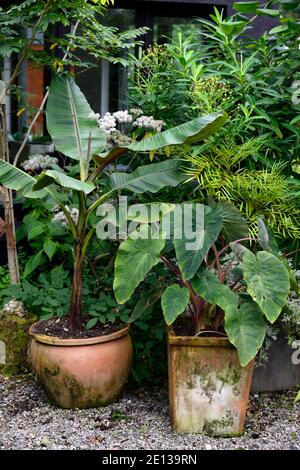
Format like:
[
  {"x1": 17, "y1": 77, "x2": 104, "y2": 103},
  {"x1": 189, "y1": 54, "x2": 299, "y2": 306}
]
[
  {"x1": 225, "y1": 301, "x2": 266, "y2": 366},
  {"x1": 33, "y1": 169, "x2": 95, "y2": 194},
  {"x1": 46, "y1": 75, "x2": 106, "y2": 161},
  {"x1": 0, "y1": 160, "x2": 47, "y2": 198},
  {"x1": 114, "y1": 225, "x2": 166, "y2": 304},
  {"x1": 161, "y1": 284, "x2": 190, "y2": 325},
  {"x1": 110, "y1": 160, "x2": 186, "y2": 193},
  {"x1": 242, "y1": 250, "x2": 290, "y2": 323},
  {"x1": 127, "y1": 112, "x2": 227, "y2": 152},
  {"x1": 174, "y1": 204, "x2": 223, "y2": 280}
]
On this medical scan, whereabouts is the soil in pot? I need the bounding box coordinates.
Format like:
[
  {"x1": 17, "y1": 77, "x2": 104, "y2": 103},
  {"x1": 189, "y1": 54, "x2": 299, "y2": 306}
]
[
  {"x1": 29, "y1": 318, "x2": 132, "y2": 409},
  {"x1": 31, "y1": 317, "x2": 125, "y2": 339}
]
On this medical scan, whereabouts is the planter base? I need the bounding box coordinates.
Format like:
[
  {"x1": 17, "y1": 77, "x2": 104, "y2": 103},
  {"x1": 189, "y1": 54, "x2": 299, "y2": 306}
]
[{"x1": 168, "y1": 329, "x2": 254, "y2": 436}]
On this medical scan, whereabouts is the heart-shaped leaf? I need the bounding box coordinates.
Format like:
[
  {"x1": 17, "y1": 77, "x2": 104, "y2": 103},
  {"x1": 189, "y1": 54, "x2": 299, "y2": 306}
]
[
  {"x1": 225, "y1": 301, "x2": 266, "y2": 366},
  {"x1": 161, "y1": 284, "x2": 190, "y2": 326},
  {"x1": 242, "y1": 250, "x2": 290, "y2": 323}
]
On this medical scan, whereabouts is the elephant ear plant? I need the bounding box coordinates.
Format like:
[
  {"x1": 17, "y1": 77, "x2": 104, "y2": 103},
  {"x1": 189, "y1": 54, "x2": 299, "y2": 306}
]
[
  {"x1": 114, "y1": 203, "x2": 292, "y2": 366},
  {"x1": 0, "y1": 73, "x2": 226, "y2": 331}
]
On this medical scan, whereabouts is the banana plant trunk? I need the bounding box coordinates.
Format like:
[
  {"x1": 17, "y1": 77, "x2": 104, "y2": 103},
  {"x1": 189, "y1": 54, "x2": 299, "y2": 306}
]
[{"x1": 69, "y1": 242, "x2": 84, "y2": 330}]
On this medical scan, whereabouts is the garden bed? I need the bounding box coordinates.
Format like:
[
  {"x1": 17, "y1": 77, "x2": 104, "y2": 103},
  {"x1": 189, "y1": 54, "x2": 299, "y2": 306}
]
[{"x1": 0, "y1": 376, "x2": 299, "y2": 450}]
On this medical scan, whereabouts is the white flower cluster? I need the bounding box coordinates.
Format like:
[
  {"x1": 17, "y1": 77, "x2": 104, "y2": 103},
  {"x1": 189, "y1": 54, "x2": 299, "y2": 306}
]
[
  {"x1": 113, "y1": 110, "x2": 133, "y2": 123},
  {"x1": 52, "y1": 207, "x2": 79, "y2": 227},
  {"x1": 89, "y1": 111, "x2": 116, "y2": 134},
  {"x1": 99, "y1": 113, "x2": 117, "y2": 134},
  {"x1": 129, "y1": 108, "x2": 143, "y2": 117},
  {"x1": 89, "y1": 111, "x2": 100, "y2": 121},
  {"x1": 133, "y1": 115, "x2": 165, "y2": 132},
  {"x1": 89, "y1": 109, "x2": 164, "y2": 138},
  {"x1": 21, "y1": 154, "x2": 58, "y2": 173}
]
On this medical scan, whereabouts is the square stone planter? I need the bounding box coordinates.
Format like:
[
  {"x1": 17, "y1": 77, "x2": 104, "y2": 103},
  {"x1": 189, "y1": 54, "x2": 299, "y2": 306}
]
[
  {"x1": 167, "y1": 326, "x2": 254, "y2": 436},
  {"x1": 252, "y1": 329, "x2": 300, "y2": 392}
]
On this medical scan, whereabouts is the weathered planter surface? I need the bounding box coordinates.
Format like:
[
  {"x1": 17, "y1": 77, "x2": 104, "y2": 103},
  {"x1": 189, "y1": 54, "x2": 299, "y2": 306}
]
[
  {"x1": 167, "y1": 328, "x2": 254, "y2": 436},
  {"x1": 28, "y1": 323, "x2": 132, "y2": 409}
]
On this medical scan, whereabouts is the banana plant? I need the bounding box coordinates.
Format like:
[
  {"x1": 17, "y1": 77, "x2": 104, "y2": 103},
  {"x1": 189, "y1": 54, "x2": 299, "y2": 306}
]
[
  {"x1": 113, "y1": 205, "x2": 292, "y2": 366},
  {"x1": 0, "y1": 74, "x2": 227, "y2": 330}
]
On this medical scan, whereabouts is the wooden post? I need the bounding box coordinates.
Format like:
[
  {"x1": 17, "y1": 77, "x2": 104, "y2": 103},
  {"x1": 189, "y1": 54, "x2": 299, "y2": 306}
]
[{"x1": 0, "y1": 103, "x2": 20, "y2": 284}]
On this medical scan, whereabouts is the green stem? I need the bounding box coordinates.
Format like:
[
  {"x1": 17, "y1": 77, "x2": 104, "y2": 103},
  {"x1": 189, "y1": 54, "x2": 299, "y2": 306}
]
[
  {"x1": 88, "y1": 147, "x2": 128, "y2": 183},
  {"x1": 87, "y1": 189, "x2": 115, "y2": 218},
  {"x1": 77, "y1": 192, "x2": 87, "y2": 235},
  {"x1": 82, "y1": 227, "x2": 95, "y2": 257},
  {"x1": 44, "y1": 187, "x2": 78, "y2": 239}
]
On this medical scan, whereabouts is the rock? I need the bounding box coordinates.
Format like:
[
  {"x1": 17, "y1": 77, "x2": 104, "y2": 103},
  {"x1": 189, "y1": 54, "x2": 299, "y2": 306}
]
[
  {"x1": 40, "y1": 437, "x2": 51, "y2": 447},
  {"x1": 0, "y1": 311, "x2": 37, "y2": 376},
  {"x1": 1, "y1": 300, "x2": 27, "y2": 318}
]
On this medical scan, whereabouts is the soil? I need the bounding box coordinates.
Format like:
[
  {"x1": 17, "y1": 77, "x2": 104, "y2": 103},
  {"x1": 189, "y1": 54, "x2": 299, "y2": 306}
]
[
  {"x1": 31, "y1": 317, "x2": 126, "y2": 339},
  {"x1": 173, "y1": 317, "x2": 195, "y2": 336},
  {"x1": 173, "y1": 316, "x2": 226, "y2": 338}
]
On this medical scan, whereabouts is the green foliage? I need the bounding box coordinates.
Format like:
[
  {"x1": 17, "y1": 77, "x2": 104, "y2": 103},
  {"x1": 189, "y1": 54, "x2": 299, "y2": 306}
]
[
  {"x1": 114, "y1": 202, "x2": 292, "y2": 366},
  {"x1": 191, "y1": 270, "x2": 238, "y2": 311},
  {"x1": 161, "y1": 284, "x2": 190, "y2": 325},
  {"x1": 174, "y1": 204, "x2": 223, "y2": 280},
  {"x1": 224, "y1": 301, "x2": 267, "y2": 367},
  {"x1": 34, "y1": 169, "x2": 95, "y2": 194},
  {"x1": 0, "y1": 265, "x2": 71, "y2": 318},
  {"x1": 114, "y1": 225, "x2": 166, "y2": 304},
  {"x1": 110, "y1": 160, "x2": 186, "y2": 194},
  {"x1": 0, "y1": 160, "x2": 48, "y2": 199},
  {"x1": 0, "y1": 0, "x2": 145, "y2": 68},
  {"x1": 183, "y1": 142, "x2": 300, "y2": 239},
  {"x1": 128, "y1": 4, "x2": 300, "y2": 255},
  {"x1": 196, "y1": 4, "x2": 300, "y2": 163},
  {"x1": 242, "y1": 250, "x2": 290, "y2": 323},
  {"x1": 46, "y1": 75, "x2": 106, "y2": 163},
  {"x1": 0, "y1": 265, "x2": 10, "y2": 290},
  {"x1": 128, "y1": 41, "x2": 194, "y2": 126},
  {"x1": 16, "y1": 198, "x2": 74, "y2": 278},
  {"x1": 129, "y1": 301, "x2": 166, "y2": 385},
  {"x1": 0, "y1": 74, "x2": 226, "y2": 330},
  {"x1": 127, "y1": 112, "x2": 227, "y2": 151}
]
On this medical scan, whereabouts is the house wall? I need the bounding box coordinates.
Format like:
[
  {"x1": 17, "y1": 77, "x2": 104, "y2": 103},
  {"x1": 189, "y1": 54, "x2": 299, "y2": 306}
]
[{"x1": 114, "y1": 0, "x2": 278, "y2": 36}]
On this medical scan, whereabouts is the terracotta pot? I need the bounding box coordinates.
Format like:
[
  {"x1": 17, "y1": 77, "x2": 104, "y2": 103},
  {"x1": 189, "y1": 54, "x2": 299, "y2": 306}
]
[
  {"x1": 28, "y1": 323, "x2": 132, "y2": 409},
  {"x1": 167, "y1": 326, "x2": 254, "y2": 436}
]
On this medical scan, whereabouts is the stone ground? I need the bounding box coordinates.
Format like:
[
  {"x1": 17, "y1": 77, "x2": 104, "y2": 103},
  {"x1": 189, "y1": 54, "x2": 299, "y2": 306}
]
[{"x1": 0, "y1": 375, "x2": 299, "y2": 450}]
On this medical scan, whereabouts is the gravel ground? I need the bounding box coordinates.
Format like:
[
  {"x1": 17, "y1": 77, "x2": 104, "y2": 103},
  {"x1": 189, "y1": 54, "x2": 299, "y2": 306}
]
[{"x1": 0, "y1": 375, "x2": 299, "y2": 450}]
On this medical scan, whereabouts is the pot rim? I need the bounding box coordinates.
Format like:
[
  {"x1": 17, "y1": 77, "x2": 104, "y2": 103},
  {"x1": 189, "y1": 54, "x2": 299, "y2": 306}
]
[
  {"x1": 167, "y1": 324, "x2": 233, "y2": 348},
  {"x1": 29, "y1": 322, "x2": 130, "y2": 346}
]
